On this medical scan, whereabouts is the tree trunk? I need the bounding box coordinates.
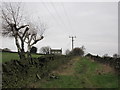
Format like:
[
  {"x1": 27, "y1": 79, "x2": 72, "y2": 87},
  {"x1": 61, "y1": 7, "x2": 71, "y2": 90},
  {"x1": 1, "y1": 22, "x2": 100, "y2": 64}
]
[
  {"x1": 27, "y1": 44, "x2": 32, "y2": 63},
  {"x1": 15, "y1": 37, "x2": 26, "y2": 60},
  {"x1": 20, "y1": 38, "x2": 26, "y2": 60},
  {"x1": 18, "y1": 51, "x2": 26, "y2": 60}
]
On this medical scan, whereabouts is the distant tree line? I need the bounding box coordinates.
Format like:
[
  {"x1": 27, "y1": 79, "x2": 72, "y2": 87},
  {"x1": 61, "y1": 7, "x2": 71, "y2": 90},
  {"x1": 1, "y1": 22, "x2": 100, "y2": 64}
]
[{"x1": 0, "y1": 48, "x2": 11, "y2": 52}]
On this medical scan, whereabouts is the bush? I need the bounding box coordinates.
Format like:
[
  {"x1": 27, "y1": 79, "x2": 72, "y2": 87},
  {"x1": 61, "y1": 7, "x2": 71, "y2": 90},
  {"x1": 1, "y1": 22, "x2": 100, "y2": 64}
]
[
  {"x1": 2, "y1": 55, "x2": 72, "y2": 88},
  {"x1": 30, "y1": 46, "x2": 37, "y2": 53},
  {"x1": 70, "y1": 47, "x2": 84, "y2": 56}
]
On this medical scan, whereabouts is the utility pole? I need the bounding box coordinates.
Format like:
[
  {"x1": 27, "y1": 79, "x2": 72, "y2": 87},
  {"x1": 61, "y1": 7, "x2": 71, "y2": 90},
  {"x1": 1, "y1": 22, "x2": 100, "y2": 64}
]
[{"x1": 69, "y1": 36, "x2": 76, "y2": 50}]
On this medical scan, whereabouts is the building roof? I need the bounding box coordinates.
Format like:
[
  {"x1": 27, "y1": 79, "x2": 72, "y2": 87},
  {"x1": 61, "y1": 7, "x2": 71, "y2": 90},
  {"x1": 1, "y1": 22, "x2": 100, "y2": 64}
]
[{"x1": 50, "y1": 48, "x2": 62, "y2": 52}]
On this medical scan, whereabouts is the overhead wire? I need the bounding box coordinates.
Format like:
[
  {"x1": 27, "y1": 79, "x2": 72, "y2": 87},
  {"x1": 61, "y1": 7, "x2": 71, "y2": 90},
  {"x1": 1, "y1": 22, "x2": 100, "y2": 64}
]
[
  {"x1": 41, "y1": 0, "x2": 62, "y2": 28},
  {"x1": 63, "y1": 40, "x2": 71, "y2": 50},
  {"x1": 41, "y1": 0, "x2": 73, "y2": 50},
  {"x1": 61, "y1": 2, "x2": 74, "y2": 32},
  {"x1": 61, "y1": 2, "x2": 77, "y2": 49},
  {"x1": 50, "y1": 0, "x2": 68, "y2": 30}
]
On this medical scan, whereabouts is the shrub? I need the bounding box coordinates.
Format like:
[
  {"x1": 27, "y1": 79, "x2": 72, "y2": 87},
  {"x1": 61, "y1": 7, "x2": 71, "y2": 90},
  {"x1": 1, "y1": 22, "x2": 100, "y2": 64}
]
[
  {"x1": 70, "y1": 47, "x2": 84, "y2": 56},
  {"x1": 30, "y1": 46, "x2": 37, "y2": 53},
  {"x1": 2, "y1": 55, "x2": 72, "y2": 88}
]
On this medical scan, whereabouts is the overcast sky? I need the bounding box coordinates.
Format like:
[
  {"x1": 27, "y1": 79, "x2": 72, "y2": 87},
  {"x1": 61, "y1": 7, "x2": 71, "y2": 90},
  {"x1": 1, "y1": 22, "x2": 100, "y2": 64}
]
[{"x1": 0, "y1": 1, "x2": 118, "y2": 56}]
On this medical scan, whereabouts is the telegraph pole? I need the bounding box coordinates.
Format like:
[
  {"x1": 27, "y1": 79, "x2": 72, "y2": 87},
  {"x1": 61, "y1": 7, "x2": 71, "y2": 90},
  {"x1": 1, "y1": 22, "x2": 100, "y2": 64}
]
[{"x1": 69, "y1": 36, "x2": 76, "y2": 50}]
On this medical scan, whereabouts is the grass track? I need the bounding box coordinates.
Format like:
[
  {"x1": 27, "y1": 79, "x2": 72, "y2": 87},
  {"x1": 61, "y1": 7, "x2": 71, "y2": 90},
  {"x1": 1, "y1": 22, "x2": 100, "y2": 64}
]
[{"x1": 32, "y1": 57, "x2": 118, "y2": 88}]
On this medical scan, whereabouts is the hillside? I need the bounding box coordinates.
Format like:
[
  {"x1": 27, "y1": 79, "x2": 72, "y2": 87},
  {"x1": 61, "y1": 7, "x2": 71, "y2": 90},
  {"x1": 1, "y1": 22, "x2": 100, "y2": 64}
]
[
  {"x1": 2, "y1": 53, "x2": 119, "y2": 88},
  {"x1": 28, "y1": 57, "x2": 118, "y2": 88}
]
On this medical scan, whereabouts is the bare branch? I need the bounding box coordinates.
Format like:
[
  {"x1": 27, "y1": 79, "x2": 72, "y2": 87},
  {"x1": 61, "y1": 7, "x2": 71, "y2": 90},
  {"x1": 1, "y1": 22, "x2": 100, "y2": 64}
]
[
  {"x1": 22, "y1": 26, "x2": 29, "y2": 38},
  {"x1": 1, "y1": 2, "x2": 47, "y2": 59},
  {"x1": 2, "y1": 10, "x2": 11, "y2": 25},
  {"x1": 31, "y1": 36, "x2": 44, "y2": 46},
  {"x1": 17, "y1": 25, "x2": 29, "y2": 30}
]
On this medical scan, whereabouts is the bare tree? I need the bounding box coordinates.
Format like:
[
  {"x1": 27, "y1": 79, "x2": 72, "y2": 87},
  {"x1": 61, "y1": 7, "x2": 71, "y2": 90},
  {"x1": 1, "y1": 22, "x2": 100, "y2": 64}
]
[
  {"x1": 24, "y1": 21, "x2": 46, "y2": 59},
  {"x1": 40, "y1": 46, "x2": 50, "y2": 54},
  {"x1": 1, "y1": 2, "x2": 46, "y2": 60},
  {"x1": 1, "y1": 2, "x2": 27, "y2": 59},
  {"x1": 81, "y1": 45, "x2": 85, "y2": 51},
  {"x1": 65, "y1": 49, "x2": 70, "y2": 55}
]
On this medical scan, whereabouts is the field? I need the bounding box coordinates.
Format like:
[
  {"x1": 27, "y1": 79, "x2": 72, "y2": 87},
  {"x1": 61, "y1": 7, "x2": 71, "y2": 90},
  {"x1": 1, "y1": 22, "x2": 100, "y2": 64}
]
[{"x1": 1, "y1": 52, "x2": 41, "y2": 63}]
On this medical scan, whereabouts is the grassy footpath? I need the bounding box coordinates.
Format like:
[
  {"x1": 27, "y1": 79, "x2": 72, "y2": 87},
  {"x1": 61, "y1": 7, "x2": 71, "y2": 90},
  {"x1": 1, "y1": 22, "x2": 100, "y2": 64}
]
[
  {"x1": 32, "y1": 57, "x2": 118, "y2": 88},
  {"x1": 1, "y1": 52, "x2": 42, "y2": 63}
]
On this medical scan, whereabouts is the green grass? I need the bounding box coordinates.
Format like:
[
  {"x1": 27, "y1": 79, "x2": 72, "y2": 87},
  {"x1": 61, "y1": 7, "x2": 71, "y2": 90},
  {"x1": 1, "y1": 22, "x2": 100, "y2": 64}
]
[
  {"x1": 38, "y1": 75, "x2": 85, "y2": 88},
  {"x1": 74, "y1": 58, "x2": 118, "y2": 88},
  {"x1": 35, "y1": 57, "x2": 118, "y2": 88},
  {"x1": 89, "y1": 74, "x2": 118, "y2": 88},
  {"x1": 1, "y1": 54, "x2": 118, "y2": 88},
  {"x1": 1, "y1": 52, "x2": 42, "y2": 63}
]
